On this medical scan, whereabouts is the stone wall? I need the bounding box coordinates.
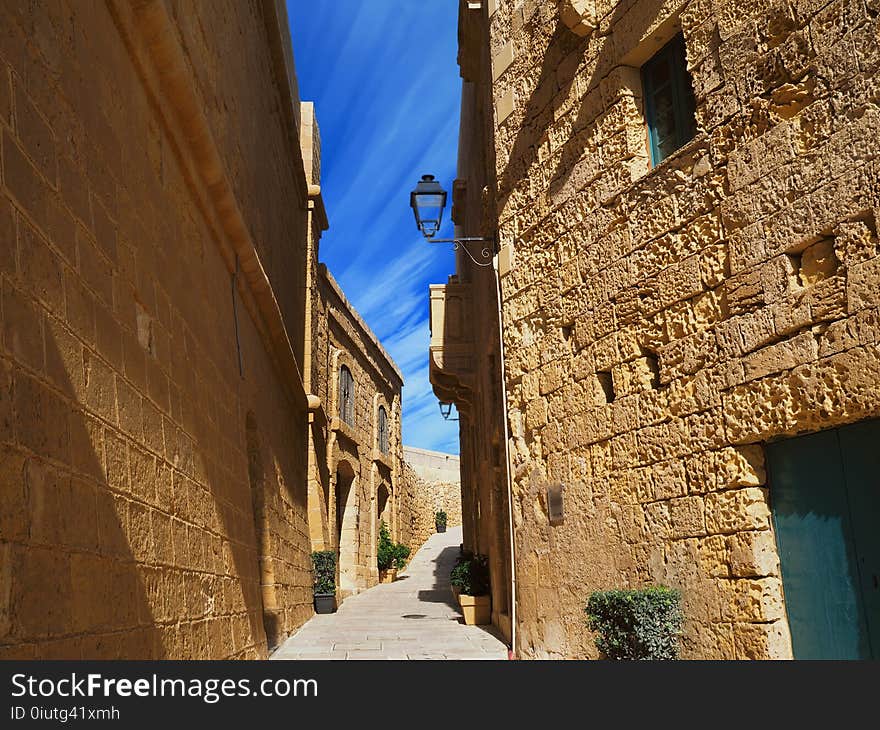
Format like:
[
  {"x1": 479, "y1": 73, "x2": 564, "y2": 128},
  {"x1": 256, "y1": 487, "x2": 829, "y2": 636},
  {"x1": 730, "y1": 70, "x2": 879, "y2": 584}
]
[
  {"x1": 479, "y1": 0, "x2": 880, "y2": 658},
  {"x1": 0, "y1": 0, "x2": 313, "y2": 659},
  {"x1": 398, "y1": 447, "x2": 462, "y2": 558}
]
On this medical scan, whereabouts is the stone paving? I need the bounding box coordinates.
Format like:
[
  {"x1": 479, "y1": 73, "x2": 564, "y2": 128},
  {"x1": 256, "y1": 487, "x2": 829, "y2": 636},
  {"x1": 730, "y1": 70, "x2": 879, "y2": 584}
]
[{"x1": 271, "y1": 526, "x2": 509, "y2": 660}]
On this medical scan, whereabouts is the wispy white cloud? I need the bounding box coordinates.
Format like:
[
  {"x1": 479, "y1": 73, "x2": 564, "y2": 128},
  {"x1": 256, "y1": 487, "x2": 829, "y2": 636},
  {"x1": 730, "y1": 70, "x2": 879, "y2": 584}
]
[{"x1": 289, "y1": 0, "x2": 461, "y2": 453}]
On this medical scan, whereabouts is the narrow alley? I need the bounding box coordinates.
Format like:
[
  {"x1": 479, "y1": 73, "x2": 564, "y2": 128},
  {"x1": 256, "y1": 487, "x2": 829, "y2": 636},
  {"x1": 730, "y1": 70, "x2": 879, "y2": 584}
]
[{"x1": 271, "y1": 527, "x2": 508, "y2": 660}]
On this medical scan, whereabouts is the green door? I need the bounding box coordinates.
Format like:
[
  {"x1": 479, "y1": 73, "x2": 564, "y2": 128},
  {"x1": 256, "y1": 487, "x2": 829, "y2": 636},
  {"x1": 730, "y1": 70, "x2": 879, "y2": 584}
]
[
  {"x1": 838, "y1": 420, "x2": 880, "y2": 658},
  {"x1": 767, "y1": 420, "x2": 880, "y2": 659}
]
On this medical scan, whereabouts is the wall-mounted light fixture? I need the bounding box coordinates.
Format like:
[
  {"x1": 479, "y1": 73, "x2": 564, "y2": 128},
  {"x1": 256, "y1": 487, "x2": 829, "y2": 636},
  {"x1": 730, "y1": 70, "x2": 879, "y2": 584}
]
[
  {"x1": 438, "y1": 401, "x2": 459, "y2": 421},
  {"x1": 410, "y1": 174, "x2": 494, "y2": 267}
]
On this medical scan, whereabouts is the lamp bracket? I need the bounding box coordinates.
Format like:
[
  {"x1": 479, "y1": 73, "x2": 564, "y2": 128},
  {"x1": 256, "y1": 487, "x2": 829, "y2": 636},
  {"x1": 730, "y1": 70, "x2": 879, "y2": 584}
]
[{"x1": 425, "y1": 236, "x2": 495, "y2": 267}]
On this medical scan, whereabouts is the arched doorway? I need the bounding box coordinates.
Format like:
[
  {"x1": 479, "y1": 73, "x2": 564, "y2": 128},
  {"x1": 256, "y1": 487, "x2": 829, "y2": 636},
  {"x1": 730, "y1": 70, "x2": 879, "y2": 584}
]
[
  {"x1": 335, "y1": 460, "x2": 358, "y2": 595},
  {"x1": 377, "y1": 483, "x2": 391, "y2": 531}
]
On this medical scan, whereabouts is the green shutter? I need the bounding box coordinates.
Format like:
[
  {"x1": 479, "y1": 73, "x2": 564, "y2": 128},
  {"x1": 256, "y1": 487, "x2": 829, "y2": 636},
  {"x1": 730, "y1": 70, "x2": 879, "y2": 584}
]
[{"x1": 642, "y1": 34, "x2": 697, "y2": 166}]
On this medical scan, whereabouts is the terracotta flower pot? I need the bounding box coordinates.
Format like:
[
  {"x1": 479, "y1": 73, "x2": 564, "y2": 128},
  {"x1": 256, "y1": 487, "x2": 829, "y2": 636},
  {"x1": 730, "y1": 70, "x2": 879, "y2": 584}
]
[
  {"x1": 379, "y1": 568, "x2": 397, "y2": 584},
  {"x1": 459, "y1": 594, "x2": 491, "y2": 625}
]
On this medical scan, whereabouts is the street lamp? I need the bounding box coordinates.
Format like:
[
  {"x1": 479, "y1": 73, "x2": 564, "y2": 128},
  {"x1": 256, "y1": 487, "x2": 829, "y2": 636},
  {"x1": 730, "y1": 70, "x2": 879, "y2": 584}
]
[
  {"x1": 410, "y1": 174, "x2": 447, "y2": 238},
  {"x1": 410, "y1": 174, "x2": 494, "y2": 266},
  {"x1": 411, "y1": 174, "x2": 518, "y2": 655},
  {"x1": 438, "y1": 401, "x2": 458, "y2": 421}
]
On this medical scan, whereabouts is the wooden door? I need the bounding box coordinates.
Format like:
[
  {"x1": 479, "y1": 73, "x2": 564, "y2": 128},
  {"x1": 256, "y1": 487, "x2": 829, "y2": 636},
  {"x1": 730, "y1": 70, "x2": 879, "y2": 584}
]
[{"x1": 767, "y1": 420, "x2": 880, "y2": 659}]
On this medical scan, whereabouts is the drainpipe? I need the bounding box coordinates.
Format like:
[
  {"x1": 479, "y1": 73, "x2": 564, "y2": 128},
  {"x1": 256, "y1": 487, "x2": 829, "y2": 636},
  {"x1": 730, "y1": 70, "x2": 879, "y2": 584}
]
[{"x1": 492, "y1": 251, "x2": 517, "y2": 658}]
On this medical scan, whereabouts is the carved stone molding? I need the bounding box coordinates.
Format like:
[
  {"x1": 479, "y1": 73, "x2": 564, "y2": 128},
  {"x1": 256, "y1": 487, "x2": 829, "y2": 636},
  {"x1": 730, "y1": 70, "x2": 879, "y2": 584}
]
[{"x1": 559, "y1": 0, "x2": 597, "y2": 37}]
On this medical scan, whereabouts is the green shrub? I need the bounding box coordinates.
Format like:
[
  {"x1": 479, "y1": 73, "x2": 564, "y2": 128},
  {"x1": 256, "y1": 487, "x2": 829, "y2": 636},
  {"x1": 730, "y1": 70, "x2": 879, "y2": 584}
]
[
  {"x1": 377, "y1": 521, "x2": 395, "y2": 570},
  {"x1": 450, "y1": 553, "x2": 489, "y2": 596},
  {"x1": 435, "y1": 511, "x2": 447, "y2": 529},
  {"x1": 392, "y1": 543, "x2": 410, "y2": 570},
  {"x1": 585, "y1": 586, "x2": 683, "y2": 660},
  {"x1": 449, "y1": 549, "x2": 472, "y2": 588},
  {"x1": 311, "y1": 551, "x2": 336, "y2": 596}
]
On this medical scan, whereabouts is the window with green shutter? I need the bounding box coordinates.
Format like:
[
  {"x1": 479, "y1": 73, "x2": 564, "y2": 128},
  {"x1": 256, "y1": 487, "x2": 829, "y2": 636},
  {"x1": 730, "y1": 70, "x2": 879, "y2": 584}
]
[
  {"x1": 378, "y1": 405, "x2": 389, "y2": 454},
  {"x1": 339, "y1": 366, "x2": 355, "y2": 426},
  {"x1": 641, "y1": 34, "x2": 697, "y2": 166}
]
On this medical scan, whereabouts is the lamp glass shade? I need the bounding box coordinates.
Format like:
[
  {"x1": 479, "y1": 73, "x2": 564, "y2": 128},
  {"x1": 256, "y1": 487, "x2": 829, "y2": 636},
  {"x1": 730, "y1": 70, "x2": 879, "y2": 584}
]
[{"x1": 411, "y1": 175, "x2": 447, "y2": 238}]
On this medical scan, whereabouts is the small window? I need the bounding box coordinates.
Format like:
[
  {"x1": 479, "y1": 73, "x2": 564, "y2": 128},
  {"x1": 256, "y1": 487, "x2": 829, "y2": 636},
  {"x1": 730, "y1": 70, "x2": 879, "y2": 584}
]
[
  {"x1": 377, "y1": 405, "x2": 389, "y2": 454},
  {"x1": 339, "y1": 366, "x2": 355, "y2": 426},
  {"x1": 642, "y1": 34, "x2": 696, "y2": 166}
]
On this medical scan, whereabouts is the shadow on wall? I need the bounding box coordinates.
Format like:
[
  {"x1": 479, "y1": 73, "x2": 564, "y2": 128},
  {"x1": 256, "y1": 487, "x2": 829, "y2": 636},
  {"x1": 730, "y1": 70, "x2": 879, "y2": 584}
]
[
  {"x1": 496, "y1": 2, "x2": 665, "y2": 212},
  {"x1": 1, "y1": 291, "x2": 157, "y2": 658},
  {"x1": 245, "y1": 412, "x2": 276, "y2": 650},
  {"x1": 416, "y1": 542, "x2": 460, "y2": 610},
  {"x1": 1, "y1": 237, "x2": 312, "y2": 659}
]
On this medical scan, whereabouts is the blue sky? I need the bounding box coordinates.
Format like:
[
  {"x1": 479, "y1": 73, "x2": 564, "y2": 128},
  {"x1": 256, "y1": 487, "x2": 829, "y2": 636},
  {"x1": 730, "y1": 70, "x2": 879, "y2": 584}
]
[{"x1": 287, "y1": 0, "x2": 461, "y2": 453}]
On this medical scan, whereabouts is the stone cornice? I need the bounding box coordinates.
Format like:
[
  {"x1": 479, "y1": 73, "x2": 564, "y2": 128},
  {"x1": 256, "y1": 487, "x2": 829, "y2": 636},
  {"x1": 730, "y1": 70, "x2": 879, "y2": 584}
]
[{"x1": 320, "y1": 264, "x2": 404, "y2": 385}]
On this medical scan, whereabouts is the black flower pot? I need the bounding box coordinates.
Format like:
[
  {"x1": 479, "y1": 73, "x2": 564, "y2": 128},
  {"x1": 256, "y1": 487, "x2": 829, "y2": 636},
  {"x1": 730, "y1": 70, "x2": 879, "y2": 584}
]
[
  {"x1": 436, "y1": 524, "x2": 446, "y2": 533},
  {"x1": 314, "y1": 593, "x2": 337, "y2": 614}
]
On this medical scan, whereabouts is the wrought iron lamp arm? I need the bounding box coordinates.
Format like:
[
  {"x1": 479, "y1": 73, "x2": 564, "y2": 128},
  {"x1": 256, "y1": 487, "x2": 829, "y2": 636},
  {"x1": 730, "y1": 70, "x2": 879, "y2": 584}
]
[{"x1": 425, "y1": 236, "x2": 495, "y2": 267}]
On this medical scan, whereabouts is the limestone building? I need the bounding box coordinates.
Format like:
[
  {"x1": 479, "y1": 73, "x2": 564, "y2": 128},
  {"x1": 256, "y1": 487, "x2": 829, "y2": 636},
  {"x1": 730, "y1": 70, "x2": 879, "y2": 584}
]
[
  {"x1": 303, "y1": 101, "x2": 409, "y2": 602},
  {"x1": 304, "y1": 256, "x2": 406, "y2": 598},
  {"x1": 441, "y1": 0, "x2": 880, "y2": 659},
  {"x1": 0, "y1": 0, "x2": 320, "y2": 659},
  {"x1": 0, "y1": 0, "x2": 414, "y2": 659}
]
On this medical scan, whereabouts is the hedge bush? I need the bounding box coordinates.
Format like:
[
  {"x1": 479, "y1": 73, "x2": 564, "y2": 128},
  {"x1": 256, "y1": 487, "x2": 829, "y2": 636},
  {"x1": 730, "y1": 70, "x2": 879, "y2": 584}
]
[
  {"x1": 435, "y1": 511, "x2": 447, "y2": 529},
  {"x1": 585, "y1": 586, "x2": 683, "y2": 660},
  {"x1": 311, "y1": 551, "x2": 336, "y2": 596}
]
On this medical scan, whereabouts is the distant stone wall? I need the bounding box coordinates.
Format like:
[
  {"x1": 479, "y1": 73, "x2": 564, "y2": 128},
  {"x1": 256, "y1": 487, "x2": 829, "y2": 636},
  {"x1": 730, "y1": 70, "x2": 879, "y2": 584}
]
[
  {"x1": 398, "y1": 448, "x2": 462, "y2": 557},
  {"x1": 404, "y1": 446, "x2": 461, "y2": 483}
]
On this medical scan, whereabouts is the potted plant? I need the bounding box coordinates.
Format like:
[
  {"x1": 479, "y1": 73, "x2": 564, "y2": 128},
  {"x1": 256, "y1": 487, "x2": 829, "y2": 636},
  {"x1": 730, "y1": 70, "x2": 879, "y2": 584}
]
[
  {"x1": 435, "y1": 510, "x2": 447, "y2": 533},
  {"x1": 312, "y1": 550, "x2": 337, "y2": 614},
  {"x1": 449, "y1": 548, "x2": 473, "y2": 601},
  {"x1": 377, "y1": 521, "x2": 397, "y2": 583},
  {"x1": 452, "y1": 553, "x2": 491, "y2": 625}
]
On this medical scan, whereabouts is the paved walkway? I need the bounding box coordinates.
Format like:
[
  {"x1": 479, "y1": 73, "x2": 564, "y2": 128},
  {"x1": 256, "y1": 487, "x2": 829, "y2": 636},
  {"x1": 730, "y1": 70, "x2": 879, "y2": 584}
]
[{"x1": 271, "y1": 526, "x2": 508, "y2": 660}]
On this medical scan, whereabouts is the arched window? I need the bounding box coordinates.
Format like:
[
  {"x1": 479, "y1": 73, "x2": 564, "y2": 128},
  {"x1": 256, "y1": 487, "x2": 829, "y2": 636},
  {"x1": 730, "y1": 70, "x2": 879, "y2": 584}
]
[
  {"x1": 339, "y1": 366, "x2": 354, "y2": 426},
  {"x1": 378, "y1": 405, "x2": 388, "y2": 454}
]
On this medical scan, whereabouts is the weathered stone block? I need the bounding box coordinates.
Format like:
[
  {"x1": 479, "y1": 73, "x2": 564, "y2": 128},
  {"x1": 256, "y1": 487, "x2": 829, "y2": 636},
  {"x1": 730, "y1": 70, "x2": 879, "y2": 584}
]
[
  {"x1": 706, "y1": 488, "x2": 771, "y2": 534},
  {"x1": 848, "y1": 256, "x2": 880, "y2": 313},
  {"x1": 722, "y1": 577, "x2": 786, "y2": 622},
  {"x1": 743, "y1": 331, "x2": 818, "y2": 381},
  {"x1": 668, "y1": 495, "x2": 707, "y2": 538},
  {"x1": 2, "y1": 282, "x2": 44, "y2": 371},
  {"x1": 728, "y1": 529, "x2": 780, "y2": 577},
  {"x1": 0, "y1": 444, "x2": 28, "y2": 541},
  {"x1": 733, "y1": 619, "x2": 793, "y2": 659}
]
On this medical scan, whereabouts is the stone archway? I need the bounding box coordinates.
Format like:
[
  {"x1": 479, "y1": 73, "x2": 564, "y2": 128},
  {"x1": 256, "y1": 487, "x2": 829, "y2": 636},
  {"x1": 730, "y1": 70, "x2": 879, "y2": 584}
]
[
  {"x1": 335, "y1": 460, "x2": 358, "y2": 595},
  {"x1": 377, "y1": 482, "x2": 391, "y2": 531}
]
